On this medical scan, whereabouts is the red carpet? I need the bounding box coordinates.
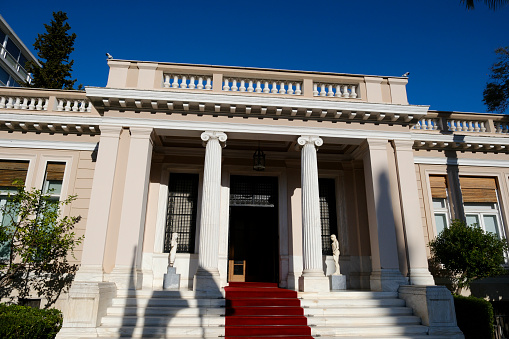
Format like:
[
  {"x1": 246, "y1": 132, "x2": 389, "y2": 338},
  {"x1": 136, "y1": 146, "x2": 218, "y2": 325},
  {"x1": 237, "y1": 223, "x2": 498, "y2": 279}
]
[{"x1": 224, "y1": 282, "x2": 313, "y2": 338}]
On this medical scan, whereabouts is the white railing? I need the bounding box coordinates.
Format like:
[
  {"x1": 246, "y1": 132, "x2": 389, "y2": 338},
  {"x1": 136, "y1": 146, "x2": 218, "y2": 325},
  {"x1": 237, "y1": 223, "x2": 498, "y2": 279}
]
[
  {"x1": 0, "y1": 96, "x2": 49, "y2": 110},
  {"x1": 447, "y1": 120, "x2": 486, "y2": 132},
  {"x1": 313, "y1": 83, "x2": 358, "y2": 98},
  {"x1": 413, "y1": 118, "x2": 440, "y2": 130},
  {"x1": 222, "y1": 78, "x2": 302, "y2": 95},
  {"x1": 163, "y1": 74, "x2": 213, "y2": 90},
  {"x1": 56, "y1": 99, "x2": 92, "y2": 112}
]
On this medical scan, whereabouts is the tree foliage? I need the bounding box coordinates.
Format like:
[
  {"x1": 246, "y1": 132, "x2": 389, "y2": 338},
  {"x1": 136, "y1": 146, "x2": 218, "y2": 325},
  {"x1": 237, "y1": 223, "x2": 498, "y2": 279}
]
[
  {"x1": 429, "y1": 219, "x2": 508, "y2": 294},
  {"x1": 483, "y1": 46, "x2": 509, "y2": 113},
  {"x1": 25, "y1": 11, "x2": 79, "y2": 90},
  {"x1": 0, "y1": 183, "x2": 82, "y2": 308},
  {"x1": 461, "y1": 0, "x2": 509, "y2": 10}
]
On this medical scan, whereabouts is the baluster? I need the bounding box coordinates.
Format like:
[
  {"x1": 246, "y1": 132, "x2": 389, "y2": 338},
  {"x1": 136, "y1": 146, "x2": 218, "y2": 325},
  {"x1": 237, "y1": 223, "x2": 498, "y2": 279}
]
[
  {"x1": 36, "y1": 98, "x2": 43, "y2": 110},
  {"x1": 205, "y1": 77, "x2": 212, "y2": 90},
  {"x1": 164, "y1": 74, "x2": 171, "y2": 88},
  {"x1": 504, "y1": 124, "x2": 509, "y2": 133},
  {"x1": 172, "y1": 75, "x2": 179, "y2": 88},
  {"x1": 468, "y1": 121, "x2": 474, "y2": 132},
  {"x1": 189, "y1": 76, "x2": 196, "y2": 89},
  {"x1": 335, "y1": 84, "x2": 342, "y2": 97},
  {"x1": 320, "y1": 84, "x2": 326, "y2": 96},
  {"x1": 197, "y1": 77, "x2": 204, "y2": 90},
  {"x1": 21, "y1": 98, "x2": 28, "y2": 109},
  {"x1": 462, "y1": 121, "x2": 468, "y2": 132},
  {"x1": 223, "y1": 78, "x2": 230, "y2": 91},
  {"x1": 57, "y1": 99, "x2": 64, "y2": 111},
  {"x1": 248, "y1": 80, "x2": 254, "y2": 92},
  {"x1": 14, "y1": 97, "x2": 21, "y2": 109},
  {"x1": 279, "y1": 82, "x2": 286, "y2": 94},
  {"x1": 449, "y1": 120, "x2": 456, "y2": 131},
  {"x1": 65, "y1": 100, "x2": 72, "y2": 111},
  {"x1": 80, "y1": 100, "x2": 86, "y2": 112},
  {"x1": 231, "y1": 79, "x2": 238, "y2": 91},
  {"x1": 427, "y1": 119, "x2": 432, "y2": 130},
  {"x1": 474, "y1": 121, "x2": 480, "y2": 132},
  {"x1": 342, "y1": 85, "x2": 349, "y2": 98},
  {"x1": 327, "y1": 84, "x2": 334, "y2": 97},
  {"x1": 480, "y1": 122, "x2": 486, "y2": 132},
  {"x1": 350, "y1": 85, "x2": 358, "y2": 98},
  {"x1": 271, "y1": 81, "x2": 278, "y2": 94},
  {"x1": 43, "y1": 99, "x2": 49, "y2": 110},
  {"x1": 0, "y1": 97, "x2": 5, "y2": 109},
  {"x1": 239, "y1": 80, "x2": 246, "y2": 92},
  {"x1": 180, "y1": 75, "x2": 188, "y2": 89},
  {"x1": 295, "y1": 82, "x2": 302, "y2": 95},
  {"x1": 255, "y1": 80, "x2": 262, "y2": 93},
  {"x1": 263, "y1": 81, "x2": 270, "y2": 93},
  {"x1": 28, "y1": 98, "x2": 36, "y2": 110},
  {"x1": 433, "y1": 119, "x2": 439, "y2": 130},
  {"x1": 72, "y1": 100, "x2": 79, "y2": 112},
  {"x1": 6, "y1": 97, "x2": 14, "y2": 109},
  {"x1": 313, "y1": 83, "x2": 319, "y2": 96},
  {"x1": 287, "y1": 82, "x2": 294, "y2": 95}
]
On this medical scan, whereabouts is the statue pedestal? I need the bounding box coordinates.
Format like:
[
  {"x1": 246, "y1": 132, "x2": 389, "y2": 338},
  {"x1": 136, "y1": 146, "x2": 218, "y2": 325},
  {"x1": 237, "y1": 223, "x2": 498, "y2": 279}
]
[
  {"x1": 163, "y1": 266, "x2": 180, "y2": 290},
  {"x1": 331, "y1": 274, "x2": 347, "y2": 290}
]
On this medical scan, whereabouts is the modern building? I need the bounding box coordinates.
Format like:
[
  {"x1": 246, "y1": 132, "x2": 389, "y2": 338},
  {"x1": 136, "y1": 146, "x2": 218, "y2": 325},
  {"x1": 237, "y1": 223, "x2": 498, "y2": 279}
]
[
  {"x1": 0, "y1": 15, "x2": 39, "y2": 87},
  {"x1": 2, "y1": 58, "x2": 508, "y2": 337}
]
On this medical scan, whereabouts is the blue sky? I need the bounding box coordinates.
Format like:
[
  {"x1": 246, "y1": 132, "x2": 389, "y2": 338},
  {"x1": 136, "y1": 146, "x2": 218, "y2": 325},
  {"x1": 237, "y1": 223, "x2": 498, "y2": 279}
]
[{"x1": 2, "y1": 1, "x2": 508, "y2": 113}]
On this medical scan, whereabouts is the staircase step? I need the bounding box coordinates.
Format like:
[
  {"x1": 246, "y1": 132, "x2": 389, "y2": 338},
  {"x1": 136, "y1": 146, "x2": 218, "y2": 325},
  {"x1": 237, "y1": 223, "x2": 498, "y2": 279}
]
[
  {"x1": 101, "y1": 315, "x2": 224, "y2": 326},
  {"x1": 311, "y1": 324, "x2": 429, "y2": 336},
  {"x1": 300, "y1": 297, "x2": 405, "y2": 307},
  {"x1": 229, "y1": 306, "x2": 304, "y2": 316},
  {"x1": 111, "y1": 297, "x2": 225, "y2": 307},
  {"x1": 305, "y1": 306, "x2": 413, "y2": 317},
  {"x1": 307, "y1": 315, "x2": 421, "y2": 326},
  {"x1": 97, "y1": 325, "x2": 224, "y2": 337},
  {"x1": 226, "y1": 325, "x2": 311, "y2": 336},
  {"x1": 228, "y1": 297, "x2": 301, "y2": 307},
  {"x1": 106, "y1": 306, "x2": 225, "y2": 316},
  {"x1": 226, "y1": 315, "x2": 308, "y2": 326},
  {"x1": 228, "y1": 282, "x2": 278, "y2": 288}
]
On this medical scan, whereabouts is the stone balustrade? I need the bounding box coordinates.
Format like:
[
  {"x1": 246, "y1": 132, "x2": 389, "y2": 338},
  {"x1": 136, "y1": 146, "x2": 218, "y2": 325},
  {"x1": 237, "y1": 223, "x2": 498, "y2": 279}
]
[
  {"x1": 222, "y1": 78, "x2": 302, "y2": 95},
  {"x1": 0, "y1": 96, "x2": 49, "y2": 110},
  {"x1": 413, "y1": 112, "x2": 509, "y2": 135},
  {"x1": 313, "y1": 83, "x2": 358, "y2": 98},
  {"x1": 163, "y1": 74, "x2": 213, "y2": 90},
  {"x1": 56, "y1": 98, "x2": 92, "y2": 112}
]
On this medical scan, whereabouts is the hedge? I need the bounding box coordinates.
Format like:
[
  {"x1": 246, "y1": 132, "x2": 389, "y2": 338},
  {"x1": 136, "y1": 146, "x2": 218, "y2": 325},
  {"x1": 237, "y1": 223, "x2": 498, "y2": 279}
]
[
  {"x1": 454, "y1": 295, "x2": 494, "y2": 339},
  {"x1": 0, "y1": 303, "x2": 62, "y2": 339}
]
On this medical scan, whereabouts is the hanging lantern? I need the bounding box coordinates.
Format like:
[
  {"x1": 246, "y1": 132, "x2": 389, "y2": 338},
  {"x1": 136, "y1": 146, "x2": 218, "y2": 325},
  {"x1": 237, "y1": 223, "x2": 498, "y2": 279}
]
[{"x1": 253, "y1": 147, "x2": 265, "y2": 171}]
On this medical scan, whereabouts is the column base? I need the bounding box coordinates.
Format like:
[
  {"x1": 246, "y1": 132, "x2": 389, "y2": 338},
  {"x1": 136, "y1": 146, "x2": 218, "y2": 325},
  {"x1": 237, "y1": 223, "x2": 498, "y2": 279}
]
[
  {"x1": 74, "y1": 265, "x2": 104, "y2": 283},
  {"x1": 370, "y1": 269, "x2": 408, "y2": 292},
  {"x1": 106, "y1": 266, "x2": 142, "y2": 290},
  {"x1": 299, "y1": 275, "x2": 330, "y2": 292},
  {"x1": 409, "y1": 268, "x2": 436, "y2": 286},
  {"x1": 193, "y1": 269, "x2": 223, "y2": 297},
  {"x1": 62, "y1": 281, "x2": 116, "y2": 329}
]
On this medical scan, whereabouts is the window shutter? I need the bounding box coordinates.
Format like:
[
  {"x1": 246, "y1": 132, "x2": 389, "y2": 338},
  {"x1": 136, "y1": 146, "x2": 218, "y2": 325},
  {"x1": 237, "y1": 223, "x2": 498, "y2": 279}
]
[
  {"x1": 0, "y1": 161, "x2": 29, "y2": 187},
  {"x1": 45, "y1": 163, "x2": 65, "y2": 181},
  {"x1": 429, "y1": 175, "x2": 447, "y2": 199},
  {"x1": 460, "y1": 177, "x2": 498, "y2": 203}
]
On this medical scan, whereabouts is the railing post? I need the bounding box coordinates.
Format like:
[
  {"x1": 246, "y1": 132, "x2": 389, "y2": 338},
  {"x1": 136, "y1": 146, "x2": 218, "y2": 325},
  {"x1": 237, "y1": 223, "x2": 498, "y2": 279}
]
[
  {"x1": 212, "y1": 73, "x2": 223, "y2": 93},
  {"x1": 302, "y1": 78, "x2": 313, "y2": 98},
  {"x1": 486, "y1": 118, "x2": 496, "y2": 133}
]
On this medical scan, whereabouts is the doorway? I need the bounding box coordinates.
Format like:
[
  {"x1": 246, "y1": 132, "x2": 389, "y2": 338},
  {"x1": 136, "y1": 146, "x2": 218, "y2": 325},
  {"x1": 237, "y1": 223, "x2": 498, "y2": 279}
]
[{"x1": 228, "y1": 176, "x2": 279, "y2": 283}]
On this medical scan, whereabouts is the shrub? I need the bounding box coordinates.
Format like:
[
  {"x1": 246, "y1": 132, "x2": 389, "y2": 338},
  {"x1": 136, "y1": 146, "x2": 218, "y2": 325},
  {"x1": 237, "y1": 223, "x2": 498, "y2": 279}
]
[
  {"x1": 0, "y1": 303, "x2": 62, "y2": 338},
  {"x1": 454, "y1": 295, "x2": 494, "y2": 339}
]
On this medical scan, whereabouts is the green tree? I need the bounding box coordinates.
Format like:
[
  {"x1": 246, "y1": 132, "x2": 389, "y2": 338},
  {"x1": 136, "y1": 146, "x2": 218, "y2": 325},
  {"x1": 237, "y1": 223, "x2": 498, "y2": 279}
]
[
  {"x1": 483, "y1": 46, "x2": 509, "y2": 113},
  {"x1": 461, "y1": 0, "x2": 509, "y2": 9},
  {"x1": 26, "y1": 11, "x2": 79, "y2": 90},
  {"x1": 0, "y1": 183, "x2": 82, "y2": 308},
  {"x1": 429, "y1": 219, "x2": 508, "y2": 294}
]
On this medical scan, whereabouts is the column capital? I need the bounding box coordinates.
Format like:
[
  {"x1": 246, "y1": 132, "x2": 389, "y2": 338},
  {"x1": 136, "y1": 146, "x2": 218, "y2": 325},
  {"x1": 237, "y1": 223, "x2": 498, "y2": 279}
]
[
  {"x1": 392, "y1": 139, "x2": 415, "y2": 151},
  {"x1": 98, "y1": 125, "x2": 122, "y2": 138},
  {"x1": 297, "y1": 135, "x2": 323, "y2": 148},
  {"x1": 130, "y1": 127, "x2": 153, "y2": 138},
  {"x1": 201, "y1": 131, "x2": 227, "y2": 146}
]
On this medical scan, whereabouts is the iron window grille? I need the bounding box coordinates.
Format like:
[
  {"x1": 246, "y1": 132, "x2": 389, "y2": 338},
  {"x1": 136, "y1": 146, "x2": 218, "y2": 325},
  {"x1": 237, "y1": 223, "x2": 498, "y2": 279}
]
[
  {"x1": 319, "y1": 178, "x2": 338, "y2": 255},
  {"x1": 164, "y1": 173, "x2": 199, "y2": 253},
  {"x1": 230, "y1": 175, "x2": 278, "y2": 207}
]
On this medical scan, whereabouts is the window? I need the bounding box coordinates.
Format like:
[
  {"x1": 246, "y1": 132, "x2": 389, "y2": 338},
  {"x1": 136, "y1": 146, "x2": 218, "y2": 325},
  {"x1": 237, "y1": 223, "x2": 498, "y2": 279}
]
[
  {"x1": 0, "y1": 160, "x2": 29, "y2": 261},
  {"x1": 460, "y1": 177, "x2": 505, "y2": 237},
  {"x1": 42, "y1": 162, "x2": 65, "y2": 199},
  {"x1": 429, "y1": 175, "x2": 451, "y2": 236},
  {"x1": 319, "y1": 178, "x2": 338, "y2": 255},
  {"x1": 164, "y1": 173, "x2": 199, "y2": 253}
]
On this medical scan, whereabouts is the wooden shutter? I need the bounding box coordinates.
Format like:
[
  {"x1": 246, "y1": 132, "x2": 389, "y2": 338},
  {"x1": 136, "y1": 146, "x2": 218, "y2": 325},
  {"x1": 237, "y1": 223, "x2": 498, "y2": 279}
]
[
  {"x1": 0, "y1": 161, "x2": 29, "y2": 186},
  {"x1": 460, "y1": 177, "x2": 498, "y2": 203},
  {"x1": 45, "y1": 163, "x2": 65, "y2": 181},
  {"x1": 429, "y1": 175, "x2": 447, "y2": 199}
]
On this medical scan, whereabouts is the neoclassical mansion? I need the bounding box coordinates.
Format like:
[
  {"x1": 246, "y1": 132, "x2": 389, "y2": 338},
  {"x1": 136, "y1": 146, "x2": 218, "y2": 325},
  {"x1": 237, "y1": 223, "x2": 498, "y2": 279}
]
[{"x1": 2, "y1": 59, "x2": 508, "y2": 337}]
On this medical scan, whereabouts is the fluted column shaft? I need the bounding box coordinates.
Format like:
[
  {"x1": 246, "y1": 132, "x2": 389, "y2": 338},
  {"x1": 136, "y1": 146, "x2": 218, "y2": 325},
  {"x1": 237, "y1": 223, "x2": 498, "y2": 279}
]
[
  {"x1": 298, "y1": 135, "x2": 324, "y2": 276},
  {"x1": 197, "y1": 131, "x2": 227, "y2": 273}
]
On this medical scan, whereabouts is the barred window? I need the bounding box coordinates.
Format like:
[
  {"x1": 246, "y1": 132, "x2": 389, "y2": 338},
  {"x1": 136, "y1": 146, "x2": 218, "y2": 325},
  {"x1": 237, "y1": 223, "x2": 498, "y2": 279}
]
[
  {"x1": 319, "y1": 178, "x2": 338, "y2": 255},
  {"x1": 230, "y1": 175, "x2": 278, "y2": 207},
  {"x1": 164, "y1": 173, "x2": 199, "y2": 253}
]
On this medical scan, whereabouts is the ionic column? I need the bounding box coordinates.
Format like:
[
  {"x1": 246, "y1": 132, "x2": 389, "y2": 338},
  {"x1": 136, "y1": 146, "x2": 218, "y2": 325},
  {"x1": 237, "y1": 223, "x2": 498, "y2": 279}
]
[
  {"x1": 110, "y1": 127, "x2": 154, "y2": 290},
  {"x1": 361, "y1": 139, "x2": 407, "y2": 291},
  {"x1": 393, "y1": 140, "x2": 435, "y2": 286},
  {"x1": 297, "y1": 135, "x2": 329, "y2": 292},
  {"x1": 194, "y1": 131, "x2": 227, "y2": 295}
]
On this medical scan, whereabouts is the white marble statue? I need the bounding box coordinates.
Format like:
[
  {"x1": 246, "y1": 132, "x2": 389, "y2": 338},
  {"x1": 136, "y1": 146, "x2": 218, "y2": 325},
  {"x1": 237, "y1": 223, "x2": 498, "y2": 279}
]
[
  {"x1": 169, "y1": 233, "x2": 179, "y2": 267},
  {"x1": 331, "y1": 234, "x2": 340, "y2": 275}
]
